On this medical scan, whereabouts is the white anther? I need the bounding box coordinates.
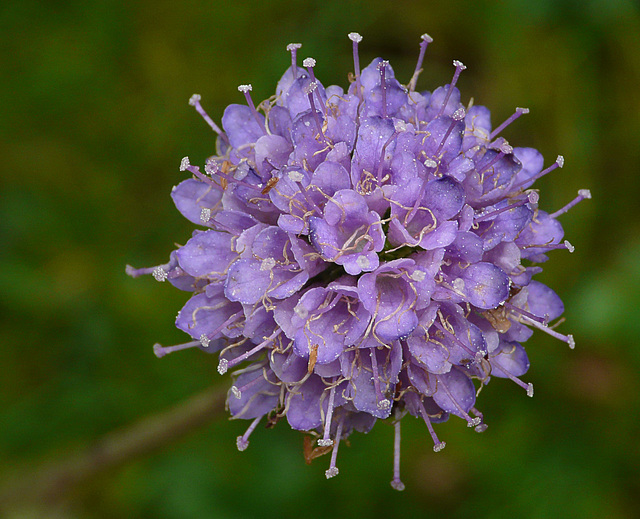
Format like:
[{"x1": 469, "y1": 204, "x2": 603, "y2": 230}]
[
  {"x1": 526, "y1": 383, "x2": 534, "y2": 397},
  {"x1": 153, "y1": 343, "x2": 165, "y2": 358},
  {"x1": 205, "y1": 159, "x2": 219, "y2": 175},
  {"x1": 217, "y1": 358, "x2": 228, "y2": 375},
  {"x1": 236, "y1": 436, "x2": 249, "y2": 451},
  {"x1": 199, "y1": 334, "x2": 210, "y2": 348},
  {"x1": 377, "y1": 60, "x2": 389, "y2": 69},
  {"x1": 421, "y1": 33, "x2": 433, "y2": 42},
  {"x1": 433, "y1": 442, "x2": 446, "y2": 453},
  {"x1": 394, "y1": 120, "x2": 407, "y2": 132},
  {"x1": 377, "y1": 399, "x2": 391, "y2": 410},
  {"x1": 424, "y1": 158, "x2": 438, "y2": 168},
  {"x1": 564, "y1": 240, "x2": 575, "y2": 253},
  {"x1": 453, "y1": 60, "x2": 467, "y2": 70},
  {"x1": 579, "y1": 189, "x2": 592, "y2": 199},
  {"x1": 348, "y1": 32, "x2": 363, "y2": 43},
  {"x1": 238, "y1": 84, "x2": 253, "y2": 93},
  {"x1": 527, "y1": 191, "x2": 540, "y2": 204},
  {"x1": 286, "y1": 43, "x2": 302, "y2": 51},
  {"x1": 516, "y1": 107, "x2": 530, "y2": 114},
  {"x1": 500, "y1": 142, "x2": 513, "y2": 154},
  {"x1": 287, "y1": 170, "x2": 305, "y2": 183},
  {"x1": 467, "y1": 417, "x2": 482, "y2": 427},
  {"x1": 325, "y1": 467, "x2": 339, "y2": 479},
  {"x1": 475, "y1": 423, "x2": 489, "y2": 433},
  {"x1": 231, "y1": 386, "x2": 242, "y2": 399},
  {"x1": 303, "y1": 57, "x2": 316, "y2": 68},
  {"x1": 305, "y1": 81, "x2": 318, "y2": 94},
  {"x1": 260, "y1": 257, "x2": 276, "y2": 271},
  {"x1": 179, "y1": 156, "x2": 190, "y2": 171},
  {"x1": 410, "y1": 270, "x2": 426, "y2": 282},
  {"x1": 188, "y1": 94, "x2": 201, "y2": 106},
  {"x1": 556, "y1": 155, "x2": 565, "y2": 167},
  {"x1": 152, "y1": 267, "x2": 167, "y2": 282},
  {"x1": 317, "y1": 438, "x2": 334, "y2": 447},
  {"x1": 200, "y1": 207, "x2": 211, "y2": 223},
  {"x1": 452, "y1": 107, "x2": 466, "y2": 121},
  {"x1": 356, "y1": 255, "x2": 370, "y2": 270},
  {"x1": 567, "y1": 334, "x2": 576, "y2": 349}
]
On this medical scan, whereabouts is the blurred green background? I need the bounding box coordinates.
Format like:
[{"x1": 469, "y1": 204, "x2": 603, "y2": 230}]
[{"x1": 2, "y1": 0, "x2": 639, "y2": 517}]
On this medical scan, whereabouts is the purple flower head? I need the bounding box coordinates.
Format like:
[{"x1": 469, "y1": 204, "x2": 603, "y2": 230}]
[{"x1": 128, "y1": 33, "x2": 590, "y2": 489}]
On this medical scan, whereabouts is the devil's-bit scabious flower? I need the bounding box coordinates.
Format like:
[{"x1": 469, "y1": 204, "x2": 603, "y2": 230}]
[{"x1": 127, "y1": 33, "x2": 590, "y2": 489}]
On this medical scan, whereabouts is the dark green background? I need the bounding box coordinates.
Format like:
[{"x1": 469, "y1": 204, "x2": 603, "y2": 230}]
[{"x1": 2, "y1": 0, "x2": 639, "y2": 517}]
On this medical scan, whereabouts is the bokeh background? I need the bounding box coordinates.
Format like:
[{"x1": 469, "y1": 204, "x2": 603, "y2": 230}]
[{"x1": 2, "y1": 0, "x2": 639, "y2": 517}]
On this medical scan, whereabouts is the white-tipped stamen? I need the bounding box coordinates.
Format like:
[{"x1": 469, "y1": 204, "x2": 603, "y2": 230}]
[
  {"x1": 564, "y1": 240, "x2": 575, "y2": 253},
  {"x1": 474, "y1": 194, "x2": 538, "y2": 223},
  {"x1": 217, "y1": 358, "x2": 229, "y2": 375},
  {"x1": 511, "y1": 156, "x2": 565, "y2": 192},
  {"x1": 349, "y1": 32, "x2": 363, "y2": 100},
  {"x1": 221, "y1": 329, "x2": 282, "y2": 375},
  {"x1": 378, "y1": 60, "x2": 389, "y2": 118},
  {"x1": 319, "y1": 381, "x2": 338, "y2": 447},
  {"x1": 409, "y1": 33, "x2": 433, "y2": 91},
  {"x1": 369, "y1": 349, "x2": 390, "y2": 411},
  {"x1": 490, "y1": 107, "x2": 530, "y2": 140},
  {"x1": 153, "y1": 340, "x2": 200, "y2": 359},
  {"x1": 549, "y1": 189, "x2": 593, "y2": 219},
  {"x1": 325, "y1": 417, "x2": 344, "y2": 479},
  {"x1": 518, "y1": 314, "x2": 575, "y2": 348},
  {"x1": 491, "y1": 357, "x2": 534, "y2": 396},
  {"x1": 437, "y1": 60, "x2": 466, "y2": 117},
  {"x1": 188, "y1": 94, "x2": 229, "y2": 145},
  {"x1": 199, "y1": 334, "x2": 210, "y2": 348},
  {"x1": 286, "y1": 43, "x2": 302, "y2": 79},
  {"x1": 527, "y1": 383, "x2": 534, "y2": 397},
  {"x1": 236, "y1": 415, "x2": 262, "y2": 452},
  {"x1": 231, "y1": 385, "x2": 242, "y2": 399},
  {"x1": 417, "y1": 399, "x2": 446, "y2": 452},
  {"x1": 238, "y1": 84, "x2": 266, "y2": 134}
]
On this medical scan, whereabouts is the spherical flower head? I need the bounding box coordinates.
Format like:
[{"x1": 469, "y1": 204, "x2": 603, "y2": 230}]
[{"x1": 128, "y1": 32, "x2": 590, "y2": 489}]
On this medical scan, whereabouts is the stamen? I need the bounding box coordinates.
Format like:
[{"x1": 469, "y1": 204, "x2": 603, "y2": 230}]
[
  {"x1": 376, "y1": 127, "x2": 400, "y2": 182},
  {"x1": 522, "y1": 240, "x2": 574, "y2": 253},
  {"x1": 518, "y1": 314, "x2": 575, "y2": 349},
  {"x1": 306, "y1": 82, "x2": 326, "y2": 142},
  {"x1": 417, "y1": 399, "x2": 446, "y2": 452},
  {"x1": 199, "y1": 334, "x2": 210, "y2": 348},
  {"x1": 511, "y1": 155, "x2": 564, "y2": 192},
  {"x1": 348, "y1": 32, "x2": 363, "y2": 101},
  {"x1": 238, "y1": 84, "x2": 266, "y2": 134},
  {"x1": 217, "y1": 329, "x2": 281, "y2": 375},
  {"x1": 325, "y1": 417, "x2": 344, "y2": 478},
  {"x1": 474, "y1": 192, "x2": 538, "y2": 223},
  {"x1": 548, "y1": 189, "x2": 592, "y2": 219},
  {"x1": 409, "y1": 33, "x2": 433, "y2": 92},
  {"x1": 188, "y1": 94, "x2": 230, "y2": 145},
  {"x1": 286, "y1": 43, "x2": 302, "y2": 79},
  {"x1": 318, "y1": 380, "x2": 338, "y2": 446},
  {"x1": 491, "y1": 358, "x2": 534, "y2": 396},
  {"x1": 153, "y1": 340, "x2": 200, "y2": 359},
  {"x1": 236, "y1": 415, "x2": 262, "y2": 451},
  {"x1": 489, "y1": 107, "x2": 529, "y2": 140},
  {"x1": 377, "y1": 60, "x2": 389, "y2": 118},
  {"x1": 437, "y1": 60, "x2": 466, "y2": 117},
  {"x1": 476, "y1": 141, "x2": 513, "y2": 176},
  {"x1": 125, "y1": 263, "x2": 170, "y2": 279},
  {"x1": 439, "y1": 375, "x2": 481, "y2": 427},
  {"x1": 470, "y1": 407, "x2": 488, "y2": 433},
  {"x1": 435, "y1": 110, "x2": 465, "y2": 157},
  {"x1": 504, "y1": 301, "x2": 548, "y2": 326},
  {"x1": 370, "y1": 349, "x2": 391, "y2": 410},
  {"x1": 390, "y1": 410, "x2": 405, "y2": 491},
  {"x1": 231, "y1": 372, "x2": 266, "y2": 400}
]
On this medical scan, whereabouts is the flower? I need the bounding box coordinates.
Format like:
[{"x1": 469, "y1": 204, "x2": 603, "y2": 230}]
[{"x1": 127, "y1": 33, "x2": 590, "y2": 489}]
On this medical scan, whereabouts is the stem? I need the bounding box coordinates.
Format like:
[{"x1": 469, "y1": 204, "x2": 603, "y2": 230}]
[{"x1": 0, "y1": 385, "x2": 227, "y2": 513}]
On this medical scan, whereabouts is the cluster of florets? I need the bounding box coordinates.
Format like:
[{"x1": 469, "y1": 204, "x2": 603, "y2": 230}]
[{"x1": 128, "y1": 33, "x2": 590, "y2": 489}]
